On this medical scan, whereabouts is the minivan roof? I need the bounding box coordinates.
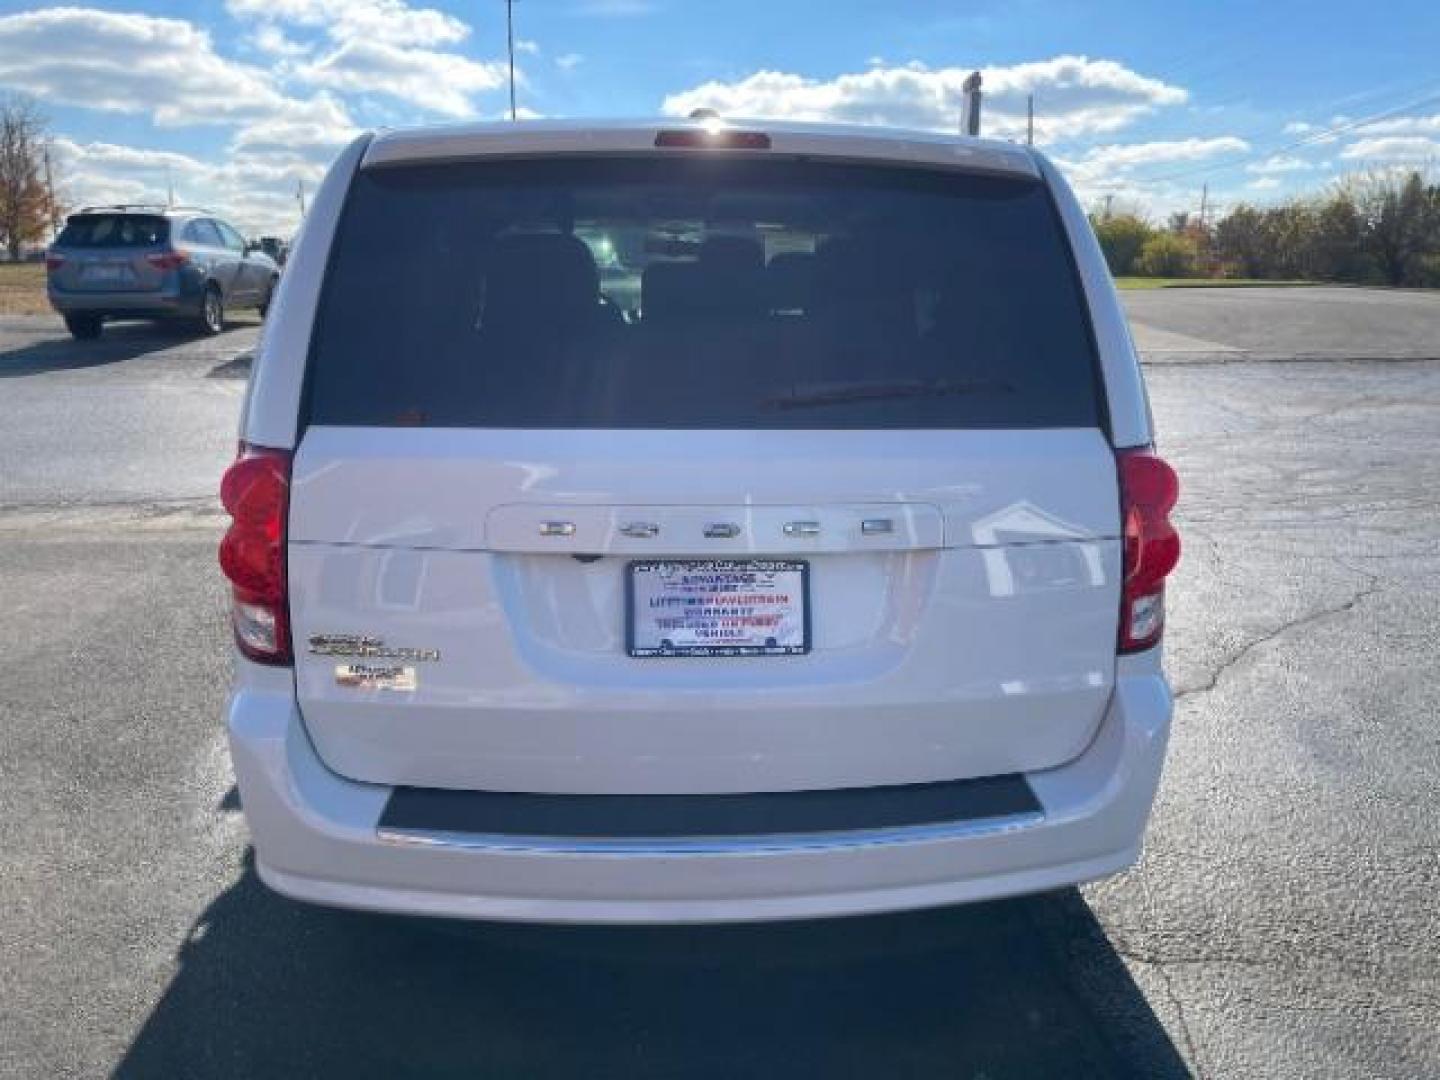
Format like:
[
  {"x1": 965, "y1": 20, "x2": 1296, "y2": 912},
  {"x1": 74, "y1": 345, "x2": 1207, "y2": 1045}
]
[{"x1": 362, "y1": 118, "x2": 1040, "y2": 178}]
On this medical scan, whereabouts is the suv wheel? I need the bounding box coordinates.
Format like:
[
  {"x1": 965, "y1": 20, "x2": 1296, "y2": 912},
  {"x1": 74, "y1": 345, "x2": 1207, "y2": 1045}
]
[
  {"x1": 64, "y1": 314, "x2": 103, "y2": 341},
  {"x1": 200, "y1": 285, "x2": 225, "y2": 335},
  {"x1": 258, "y1": 275, "x2": 279, "y2": 320}
]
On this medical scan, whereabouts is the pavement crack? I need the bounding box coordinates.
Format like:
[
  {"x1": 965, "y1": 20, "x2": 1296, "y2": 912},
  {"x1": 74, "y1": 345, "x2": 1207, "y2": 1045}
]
[
  {"x1": 1111, "y1": 944, "x2": 1268, "y2": 969},
  {"x1": 1150, "y1": 962, "x2": 1205, "y2": 1080},
  {"x1": 1174, "y1": 573, "x2": 1381, "y2": 702},
  {"x1": 1103, "y1": 924, "x2": 1209, "y2": 1078}
]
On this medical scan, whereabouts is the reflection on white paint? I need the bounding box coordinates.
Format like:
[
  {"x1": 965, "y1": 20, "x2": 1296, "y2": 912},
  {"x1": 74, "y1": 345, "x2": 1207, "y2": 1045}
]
[{"x1": 972, "y1": 501, "x2": 1108, "y2": 597}]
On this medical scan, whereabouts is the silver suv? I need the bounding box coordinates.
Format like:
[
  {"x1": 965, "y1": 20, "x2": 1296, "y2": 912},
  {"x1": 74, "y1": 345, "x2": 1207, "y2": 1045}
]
[{"x1": 45, "y1": 205, "x2": 280, "y2": 340}]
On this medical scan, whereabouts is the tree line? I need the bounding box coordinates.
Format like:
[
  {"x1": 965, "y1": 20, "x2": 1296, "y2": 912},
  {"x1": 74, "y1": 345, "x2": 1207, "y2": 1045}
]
[{"x1": 1091, "y1": 169, "x2": 1440, "y2": 287}]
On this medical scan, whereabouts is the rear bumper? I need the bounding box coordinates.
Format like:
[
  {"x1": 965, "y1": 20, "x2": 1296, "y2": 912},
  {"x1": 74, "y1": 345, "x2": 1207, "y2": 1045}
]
[
  {"x1": 227, "y1": 659, "x2": 1171, "y2": 923},
  {"x1": 48, "y1": 286, "x2": 193, "y2": 316}
]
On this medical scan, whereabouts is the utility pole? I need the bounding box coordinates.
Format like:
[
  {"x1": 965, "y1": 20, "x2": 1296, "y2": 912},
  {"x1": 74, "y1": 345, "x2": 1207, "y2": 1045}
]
[
  {"x1": 1103, "y1": 193, "x2": 1115, "y2": 220},
  {"x1": 296, "y1": 177, "x2": 306, "y2": 218},
  {"x1": 505, "y1": 0, "x2": 517, "y2": 122},
  {"x1": 1197, "y1": 182, "x2": 1211, "y2": 276},
  {"x1": 165, "y1": 164, "x2": 175, "y2": 208},
  {"x1": 1026, "y1": 93, "x2": 1034, "y2": 146},
  {"x1": 42, "y1": 144, "x2": 58, "y2": 239}
]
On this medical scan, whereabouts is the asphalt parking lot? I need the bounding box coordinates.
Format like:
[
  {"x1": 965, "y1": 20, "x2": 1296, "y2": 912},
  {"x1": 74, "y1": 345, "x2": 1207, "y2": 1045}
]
[{"x1": 1, "y1": 286, "x2": 1438, "y2": 1078}]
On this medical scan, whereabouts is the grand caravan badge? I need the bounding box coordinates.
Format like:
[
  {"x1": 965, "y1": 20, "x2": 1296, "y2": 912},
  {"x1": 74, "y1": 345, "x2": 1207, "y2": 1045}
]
[
  {"x1": 334, "y1": 664, "x2": 417, "y2": 692},
  {"x1": 308, "y1": 634, "x2": 440, "y2": 662}
]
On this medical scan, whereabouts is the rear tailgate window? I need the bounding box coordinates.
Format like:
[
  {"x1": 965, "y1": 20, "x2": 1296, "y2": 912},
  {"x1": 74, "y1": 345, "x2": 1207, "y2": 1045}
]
[
  {"x1": 57, "y1": 214, "x2": 168, "y2": 248},
  {"x1": 307, "y1": 158, "x2": 1099, "y2": 430}
]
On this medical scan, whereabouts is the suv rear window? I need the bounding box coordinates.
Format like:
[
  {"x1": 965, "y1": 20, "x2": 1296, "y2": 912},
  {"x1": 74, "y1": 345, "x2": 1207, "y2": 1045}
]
[
  {"x1": 57, "y1": 214, "x2": 169, "y2": 248},
  {"x1": 308, "y1": 158, "x2": 1099, "y2": 430}
]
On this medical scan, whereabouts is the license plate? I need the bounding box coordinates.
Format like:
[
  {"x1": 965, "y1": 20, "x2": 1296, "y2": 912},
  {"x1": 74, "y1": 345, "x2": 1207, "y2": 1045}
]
[
  {"x1": 627, "y1": 559, "x2": 810, "y2": 658},
  {"x1": 81, "y1": 263, "x2": 129, "y2": 283}
]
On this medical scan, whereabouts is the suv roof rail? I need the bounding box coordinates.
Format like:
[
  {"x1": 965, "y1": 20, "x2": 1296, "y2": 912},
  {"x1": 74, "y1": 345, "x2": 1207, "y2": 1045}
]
[{"x1": 73, "y1": 203, "x2": 216, "y2": 215}]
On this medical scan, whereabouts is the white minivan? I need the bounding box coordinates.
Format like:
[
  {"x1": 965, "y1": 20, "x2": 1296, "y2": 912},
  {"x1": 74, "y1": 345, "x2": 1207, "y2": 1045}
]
[{"x1": 222, "y1": 118, "x2": 1180, "y2": 923}]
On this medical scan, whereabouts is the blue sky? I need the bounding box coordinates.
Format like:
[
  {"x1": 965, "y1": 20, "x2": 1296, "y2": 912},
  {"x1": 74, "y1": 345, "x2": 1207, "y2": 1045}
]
[{"x1": 2, "y1": 0, "x2": 1438, "y2": 233}]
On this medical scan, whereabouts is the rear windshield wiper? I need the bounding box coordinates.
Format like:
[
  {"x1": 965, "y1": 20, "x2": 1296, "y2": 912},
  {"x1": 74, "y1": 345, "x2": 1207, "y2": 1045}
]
[{"x1": 766, "y1": 379, "x2": 1015, "y2": 411}]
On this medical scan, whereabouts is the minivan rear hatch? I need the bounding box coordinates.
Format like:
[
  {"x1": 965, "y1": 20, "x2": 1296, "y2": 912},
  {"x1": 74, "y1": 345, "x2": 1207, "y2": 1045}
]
[{"x1": 287, "y1": 153, "x2": 1121, "y2": 795}]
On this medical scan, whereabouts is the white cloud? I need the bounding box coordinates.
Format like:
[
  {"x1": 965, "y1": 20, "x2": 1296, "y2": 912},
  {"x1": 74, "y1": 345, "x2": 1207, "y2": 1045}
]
[
  {"x1": 294, "y1": 39, "x2": 508, "y2": 117},
  {"x1": 1247, "y1": 155, "x2": 1314, "y2": 174},
  {"x1": 8, "y1": 6, "x2": 361, "y2": 236},
  {"x1": 251, "y1": 24, "x2": 311, "y2": 59},
  {"x1": 1048, "y1": 137, "x2": 1250, "y2": 218},
  {"x1": 1058, "y1": 136, "x2": 1248, "y2": 178},
  {"x1": 229, "y1": 95, "x2": 358, "y2": 158},
  {"x1": 556, "y1": 53, "x2": 583, "y2": 71},
  {"x1": 1247, "y1": 176, "x2": 1281, "y2": 190},
  {"x1": 226, "y1": 0, "x2": 470, "y2": 47},
  {"x1": 1, "y1": 5, "x2": 502, "y2": 232},
  {"x1": 1340, "y1": 135, "x2": 1440, "y2": 162},
  {"x1": 51, "y1": 138, "x2": 211, "y2": 180},
  {"x1": 225, "y1": 0, "x2": 509, "y2": 117},
  {"x1": 661, "y1": 56, "x2": 1187, "y2": 142},
  {"x1": 49, "y1": 129, "x2": 340, "y2": 235},
  {"x1": 515, "y1": 39, "x2": 541, "y2": 56},
  {"x1": 0, "y1": 8, "x2": 290, "y2": 126}
]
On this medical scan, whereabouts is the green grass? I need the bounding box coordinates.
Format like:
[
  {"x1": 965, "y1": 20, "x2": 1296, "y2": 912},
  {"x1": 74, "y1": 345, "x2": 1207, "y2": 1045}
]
[{"x1": 1114, "y1": 276, "x2": 1315, "y2": 290}]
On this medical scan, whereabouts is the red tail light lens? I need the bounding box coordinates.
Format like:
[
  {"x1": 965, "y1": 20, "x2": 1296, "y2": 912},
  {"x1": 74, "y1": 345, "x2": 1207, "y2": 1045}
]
[
  {"x1": 45, "y1": 252, "x2": 64, "y2": 272},
  {"x1": 219, "y1": 444, "x2": 292, "y2": 664},
  {"x1": 1118, "y1": 447, "x2": 1180, "y2": 653},
  {"x1": 146, "y1": 251, "x2": 189, "y2": 271}
]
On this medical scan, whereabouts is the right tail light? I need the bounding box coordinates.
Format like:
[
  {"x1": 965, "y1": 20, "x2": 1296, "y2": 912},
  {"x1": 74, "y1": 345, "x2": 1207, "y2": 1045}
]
[{"x1": 1117, "y1": 447, "x2": 1181, "y2": 653}]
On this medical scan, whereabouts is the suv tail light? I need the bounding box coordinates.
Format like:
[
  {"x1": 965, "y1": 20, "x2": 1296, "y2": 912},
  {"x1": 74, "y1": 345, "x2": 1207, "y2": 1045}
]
[
  {"x1": 146, "y1": 251, "x2": 189, "y2": 271},
  {"x1": 219, "y1": 444, "x2": 292, "y2": 664},
  {"x1": 45, "y1": 252, "x2": 64, "y2": 272},
  {"x1": 1117, "y1": 446, "x2": 1180, "y2": 653}
]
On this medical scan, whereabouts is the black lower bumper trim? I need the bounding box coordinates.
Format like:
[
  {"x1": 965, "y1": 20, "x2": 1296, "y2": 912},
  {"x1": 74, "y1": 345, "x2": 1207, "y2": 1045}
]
[{"x1": 379, "y1": 774, "x2": 1040, "y2": 840}]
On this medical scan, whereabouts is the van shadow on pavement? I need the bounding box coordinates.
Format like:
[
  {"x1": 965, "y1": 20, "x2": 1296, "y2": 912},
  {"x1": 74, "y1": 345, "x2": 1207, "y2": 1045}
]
[{"x1": 114, "y1": 849, "x2": 1188, "y2": 1078}]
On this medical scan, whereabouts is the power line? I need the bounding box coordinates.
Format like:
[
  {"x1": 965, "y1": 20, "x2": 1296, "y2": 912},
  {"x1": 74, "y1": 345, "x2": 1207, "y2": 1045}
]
[{"x1": 1133, "y1": 82, "x2": 1440, "y2": 186}]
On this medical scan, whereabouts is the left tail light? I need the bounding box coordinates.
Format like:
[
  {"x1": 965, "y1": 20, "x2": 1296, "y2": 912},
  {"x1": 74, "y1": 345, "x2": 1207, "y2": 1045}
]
[
  {"x1": 45, "y1": 252, "x2": 64, "y2": 272},
  {"x1": 1117, "y1": 446, "x2": 1181, "y2": 653},
  {"x1": 219, "y1": 444, "x2": 292, "y2": 664}
]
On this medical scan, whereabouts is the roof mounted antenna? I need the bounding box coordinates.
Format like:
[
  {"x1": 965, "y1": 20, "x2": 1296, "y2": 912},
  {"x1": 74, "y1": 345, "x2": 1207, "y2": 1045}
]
[{"x1": 961, "y1": 71, "x2": 982, "y2": 137}]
